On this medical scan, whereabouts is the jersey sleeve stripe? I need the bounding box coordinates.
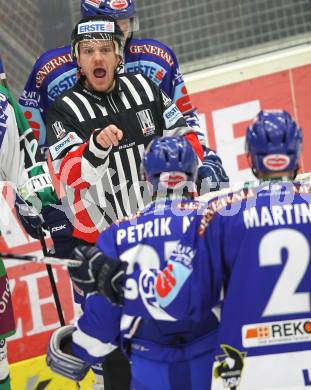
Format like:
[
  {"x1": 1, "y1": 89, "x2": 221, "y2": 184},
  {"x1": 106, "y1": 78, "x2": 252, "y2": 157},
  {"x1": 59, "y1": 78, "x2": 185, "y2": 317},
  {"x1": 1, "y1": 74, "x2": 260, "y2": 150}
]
[
  {"x1": 72, "y1": 325, "x2": 117, "y2": 358},
  {"x1": 120, "y1": 76, "x2": 143, "y2": 105},
  {"x1": 73, "y1": 92, "x2": 96, "y2": 119},
  {"x1": 63, "y1": 96, "x2": 85, "y2": 122},
  {"x1": 96, "y1": 103, "x2": 108, "y2": 117},
  {"x1": 135, "y1": 74, "x2": 155, "y2": 102},
  {"x1": 106, "y1": 169, "x2": 125, "y2": 220},
  {"x1": 126, "y1": 147, "x2": 144, "y2": 207},
  {"x1": 114, "y1": 150, "x2": 133, "y2": 217},
  {"x1": 89, "y1": 133, "x2": 112, "y2": 159},
  {"x1": 120, "y1": 91, "x2": 131, "y2": 109}
]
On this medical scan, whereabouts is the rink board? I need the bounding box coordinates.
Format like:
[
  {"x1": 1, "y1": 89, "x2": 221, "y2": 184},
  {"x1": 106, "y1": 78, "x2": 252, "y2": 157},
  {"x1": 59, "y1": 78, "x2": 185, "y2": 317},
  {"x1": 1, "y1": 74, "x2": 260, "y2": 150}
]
[{"x1": 186, "y1": 59, "x2": 311, "y2": 184}]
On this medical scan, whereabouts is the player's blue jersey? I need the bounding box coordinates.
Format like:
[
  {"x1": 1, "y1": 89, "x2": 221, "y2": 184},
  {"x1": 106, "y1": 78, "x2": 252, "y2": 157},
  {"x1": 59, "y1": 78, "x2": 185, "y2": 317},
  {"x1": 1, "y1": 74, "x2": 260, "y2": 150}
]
[
  {"x1": 152, "y1": 181, "x2": 311, "y2": 389},
  {"x1": 19, "y1": 38, "x2": 203, "y2": 151},
  {"x1": 19, "y1": 46, "x2": 76, "y2": 149},
  {"x1": 125, "y1": 38, "x2": 198, "y2": 123},
  {"x1": 96, "y1": 199, "x2": 219, "y2": 362}
]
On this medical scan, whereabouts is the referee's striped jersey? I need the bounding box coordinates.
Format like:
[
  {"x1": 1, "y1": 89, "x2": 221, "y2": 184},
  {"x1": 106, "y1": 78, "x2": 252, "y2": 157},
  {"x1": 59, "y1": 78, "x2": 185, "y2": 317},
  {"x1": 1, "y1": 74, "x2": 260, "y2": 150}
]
[{"x1": 47, "y1": 73, "x2": 202, "y2": 243}]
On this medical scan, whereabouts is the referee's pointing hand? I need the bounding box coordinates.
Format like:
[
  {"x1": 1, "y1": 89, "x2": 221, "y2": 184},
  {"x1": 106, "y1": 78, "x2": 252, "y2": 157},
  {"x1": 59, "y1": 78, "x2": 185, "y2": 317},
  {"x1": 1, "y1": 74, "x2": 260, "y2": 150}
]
[{"x1": 96, "y1": 125, "x2": 123, "y2": 148}]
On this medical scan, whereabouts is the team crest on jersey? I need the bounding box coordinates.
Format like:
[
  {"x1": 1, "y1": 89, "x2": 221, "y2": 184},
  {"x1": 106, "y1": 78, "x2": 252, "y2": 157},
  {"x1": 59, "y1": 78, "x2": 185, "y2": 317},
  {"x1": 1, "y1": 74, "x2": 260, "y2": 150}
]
[
  {"x1": 52, "y1": 121, "x2": 66, "y2": 140},
  {"x1": 136, "y1": 109, "x2": 155, "y2": 136},
  {"x1": 110, "y1": 0, "x2": 128, "y2": 10},
  {"x1": 137, "y1": 269, "x2": 176, "y2": 321},
  {"x1": 263, "y1": 154, "x2": 290, "y2": 171},
  {"x1": 214, "y1": 344, "x2": 247, "y2": 389}
]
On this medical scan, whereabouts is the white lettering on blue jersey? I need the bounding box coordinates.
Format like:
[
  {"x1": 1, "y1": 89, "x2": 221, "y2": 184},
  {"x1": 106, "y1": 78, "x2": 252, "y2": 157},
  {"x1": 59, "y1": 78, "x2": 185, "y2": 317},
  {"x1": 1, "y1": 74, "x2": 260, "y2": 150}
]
[
  {"x1": 116, "y1": 217, "x2": 172, "y2": 245},
  {"x1": 243, "y1": 204, "x2": 311, "y2": 228}
]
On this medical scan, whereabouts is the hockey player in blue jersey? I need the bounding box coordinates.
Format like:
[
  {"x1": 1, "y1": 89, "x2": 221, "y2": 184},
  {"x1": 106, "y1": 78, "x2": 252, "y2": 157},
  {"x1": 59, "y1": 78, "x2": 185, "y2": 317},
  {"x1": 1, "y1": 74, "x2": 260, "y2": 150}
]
[
  {"x1": 114, "y1": 110, "x2": 310, "y2": 389},
  {"x1": 72, "y1": 110, "x2": 311, "y2": 389},
  {"x1": 19, "y1": 0, "x2": 228, "y2": 192},
  {"x1": 47, "y1": 136, "x2": 219, "y2": 389}
]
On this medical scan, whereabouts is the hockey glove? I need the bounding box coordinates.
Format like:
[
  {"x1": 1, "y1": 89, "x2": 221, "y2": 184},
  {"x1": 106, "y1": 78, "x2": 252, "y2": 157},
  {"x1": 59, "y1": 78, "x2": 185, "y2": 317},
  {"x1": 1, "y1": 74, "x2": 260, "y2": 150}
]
[
  {"x1": 47, "y1": 325, "x2": 91, "y2": 382},
  {"x1": 15, "y1": 193, "x2": 44, "y2": 239},
  {"x1": 41, "y1": 204, "x2": 74, "y2": 257},
  {"x1": 69, "y1": 246, "x2": 127, "y2": 304},
  {"x1": 197, "y1": 148, "x2": 229, "y2": 194},
  {"x1": 96, "y1": 257, "x2": 127, "y2": 306}
]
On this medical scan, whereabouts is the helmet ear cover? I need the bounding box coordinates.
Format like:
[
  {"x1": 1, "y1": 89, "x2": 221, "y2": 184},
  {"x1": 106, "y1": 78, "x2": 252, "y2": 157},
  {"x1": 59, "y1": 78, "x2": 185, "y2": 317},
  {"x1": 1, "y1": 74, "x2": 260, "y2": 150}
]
[{"x1": 245, "y1": 110, "x2": 302, "y2": 176}]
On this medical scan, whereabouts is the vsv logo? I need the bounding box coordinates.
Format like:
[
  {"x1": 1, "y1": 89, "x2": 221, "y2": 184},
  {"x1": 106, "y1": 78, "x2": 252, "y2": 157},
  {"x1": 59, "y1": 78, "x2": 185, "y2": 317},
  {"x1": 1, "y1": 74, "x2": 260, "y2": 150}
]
[
  {"x1": 139, "y1": 269, "x2": 176, "y2": 321},
  {"x1": 155, "y1": 264, "x2": 176, "y2": 298}
]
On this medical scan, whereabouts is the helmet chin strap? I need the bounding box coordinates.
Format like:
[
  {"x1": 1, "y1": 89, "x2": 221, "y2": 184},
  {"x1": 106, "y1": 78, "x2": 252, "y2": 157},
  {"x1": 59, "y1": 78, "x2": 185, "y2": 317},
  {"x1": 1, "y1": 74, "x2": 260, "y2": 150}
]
[{"x1": 116, "y1": 57, "x2": 124, "y2": 73}]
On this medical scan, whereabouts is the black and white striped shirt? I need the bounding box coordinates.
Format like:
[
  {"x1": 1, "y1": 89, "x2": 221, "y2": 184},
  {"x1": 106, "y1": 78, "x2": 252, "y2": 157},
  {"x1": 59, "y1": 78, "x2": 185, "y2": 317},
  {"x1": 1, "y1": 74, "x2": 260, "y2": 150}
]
[{"x1": 47, "y1": 73, "x2": 196, "y2": 242}]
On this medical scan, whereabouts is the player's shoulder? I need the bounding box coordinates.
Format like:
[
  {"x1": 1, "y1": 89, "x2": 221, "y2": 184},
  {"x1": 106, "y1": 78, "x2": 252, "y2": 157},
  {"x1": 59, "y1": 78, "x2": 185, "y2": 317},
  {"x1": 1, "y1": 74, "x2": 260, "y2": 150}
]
[
  {"x1": 119, "y1": 71, "x2": 157, "y2": 91},
  {"x1": 141, "y1": 199, "x2": 202, "y2": 219},
  {"x1": 197, "y1": 184, "x2": 254, "y2": 230},
  {"x1": 33, "y1": 45, "x2": 72, "y2": 68},
  {"x1": 49, "y1": 79, "x2": 78, "y2": 108},
  {"x1": 103, "y1": 210, "x2": 144, "y2": 231},
  {"x1": 129, "y1": 37, "x2": 175, "y2": 53},
  {"x1": 127, "y1": 37, "x2": 177, "y2": 64},
  {"x1": 166, "y1": 199, "x2": 204, "y2": 215},
  {"x1": 199, "y1": 182, "x2": 252, "y2": 207}
]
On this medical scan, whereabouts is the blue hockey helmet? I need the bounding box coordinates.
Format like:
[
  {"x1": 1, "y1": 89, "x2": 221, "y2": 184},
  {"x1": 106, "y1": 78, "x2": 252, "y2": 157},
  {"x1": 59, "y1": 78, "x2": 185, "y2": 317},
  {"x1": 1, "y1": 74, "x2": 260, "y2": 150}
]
[
  {"x1": 246, "y1": 110, "x2": 302, "y2": 177},
  {"x1": 142, "y1": 136, "x2": 198, "y2": 192},
  {"x1": 80, "y1": 0, "x2": 139, "y2": 33},
  {"x1": 81, "y1": 0, "x2": 136, "y2": 19}
]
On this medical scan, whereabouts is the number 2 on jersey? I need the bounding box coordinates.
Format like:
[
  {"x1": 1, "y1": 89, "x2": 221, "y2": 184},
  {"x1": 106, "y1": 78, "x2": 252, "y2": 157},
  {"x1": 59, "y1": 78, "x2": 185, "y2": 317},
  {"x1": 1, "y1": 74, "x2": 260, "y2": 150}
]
[{"x1": 259, "y1": 229, "x2": 310, "y2": 316}]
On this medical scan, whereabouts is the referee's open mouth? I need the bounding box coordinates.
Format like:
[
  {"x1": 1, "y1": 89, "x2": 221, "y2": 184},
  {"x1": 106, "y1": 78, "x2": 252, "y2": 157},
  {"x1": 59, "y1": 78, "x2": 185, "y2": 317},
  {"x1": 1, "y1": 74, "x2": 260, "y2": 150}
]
[{"x1": 94, "y1": 68, "x2": 106, "y2": 78}]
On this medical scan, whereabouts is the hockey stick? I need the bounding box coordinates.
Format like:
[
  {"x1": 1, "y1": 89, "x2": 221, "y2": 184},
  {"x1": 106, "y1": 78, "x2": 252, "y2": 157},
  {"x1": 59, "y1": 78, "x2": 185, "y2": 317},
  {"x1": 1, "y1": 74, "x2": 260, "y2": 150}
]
[
  {"x1": 198, "y1": 171, "x2": 311, "y2": 203},
  {"x1": 36, "y1": 223, "x2": 66, "y2": 326},
  {"x1": 1, "y1": 252, "x2": 82, "y2": 268}
]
